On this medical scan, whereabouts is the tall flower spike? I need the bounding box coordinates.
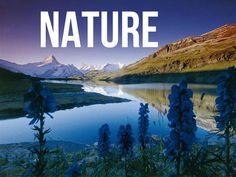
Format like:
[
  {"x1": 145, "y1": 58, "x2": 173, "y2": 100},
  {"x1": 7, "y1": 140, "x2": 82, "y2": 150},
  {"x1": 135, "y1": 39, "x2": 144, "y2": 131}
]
[
  {"x1": 214, "y1": 67, "x2": 236, "y2": 177},
  {"x1": 215, "y1": 66, "x2": 236, "y2": 131},
  {"x1": 24, "y1": 81, "x2": 56, "y2": 177},
  {"x1": 164, "y1": 80, "x2": 197, "y2": 161},
  {"x1": 98, "y1": 124, "x2": 111, "y2": 157},
  {"x1": 117, "y1": 124, "x2": 134, "y2": 157},
  {"x1": 24, "y1": 81, "x2": 56, "y2": 125},
  {"x1": 138, "y1": 103, "x2": 150, "y2": 150}
]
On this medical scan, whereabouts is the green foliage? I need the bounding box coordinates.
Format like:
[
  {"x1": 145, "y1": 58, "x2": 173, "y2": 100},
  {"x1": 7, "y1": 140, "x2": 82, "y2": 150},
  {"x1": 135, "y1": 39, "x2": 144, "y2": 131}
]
[
  {"x1": 182, "y1": 144, "x2": 222, "y2": 177},
  {"x1": 46, "y1": 148, "x2": 69, "y2": 176},
  {"x1": 91, "y1": 142, "x2": 169, "y2": 177},
  {"x1": 1, "y1": 138, "x2": 235, "y2": 177},
  {"x1": 93, "y1": 148, "x2": 117, "y2": 177}
]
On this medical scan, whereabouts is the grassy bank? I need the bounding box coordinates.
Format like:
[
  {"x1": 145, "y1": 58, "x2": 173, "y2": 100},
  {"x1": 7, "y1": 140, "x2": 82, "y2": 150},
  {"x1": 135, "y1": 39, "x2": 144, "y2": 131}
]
[{"x1": 107, "y1": 70, "x2": 225, "y2": 84}]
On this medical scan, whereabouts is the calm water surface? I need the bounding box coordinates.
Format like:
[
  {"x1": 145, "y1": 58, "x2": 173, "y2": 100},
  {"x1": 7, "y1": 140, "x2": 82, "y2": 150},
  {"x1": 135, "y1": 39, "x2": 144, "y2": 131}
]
[{"x1": 0, "y1": 81, "x2": 216, "y2": 144}]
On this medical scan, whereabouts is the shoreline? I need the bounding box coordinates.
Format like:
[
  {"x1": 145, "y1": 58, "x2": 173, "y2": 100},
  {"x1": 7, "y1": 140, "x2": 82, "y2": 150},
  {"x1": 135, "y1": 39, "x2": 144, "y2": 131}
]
[{"x1": 0, "y1": 82, "x2": 130, "y2": 120}]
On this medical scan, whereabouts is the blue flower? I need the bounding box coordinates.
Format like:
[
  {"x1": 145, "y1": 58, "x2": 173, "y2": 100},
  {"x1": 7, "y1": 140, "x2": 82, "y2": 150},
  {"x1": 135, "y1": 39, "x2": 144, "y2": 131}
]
[
  {"x1": 98, "y1": 124, "x2": 111, "y2": 157},
  {"x1": 164, "y1": 80, "x2": 197, "y2": 161},
  {"x1": 138, "y1": 103, "x2": 149, "y2": 149},
  {"x1": 24, "y1": 81, "x2": 56, "y2": 125},
  {"x1": 215, "y1": 67, "x2": 236, "y2": 131},
  {"x1": 117, "y1": 124, "x2": 134, "y2": 157}
]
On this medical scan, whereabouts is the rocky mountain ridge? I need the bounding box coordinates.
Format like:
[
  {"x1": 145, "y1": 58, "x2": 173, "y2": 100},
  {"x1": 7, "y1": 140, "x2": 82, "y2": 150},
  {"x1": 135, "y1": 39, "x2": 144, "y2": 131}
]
[{"x1": 120, "y1": 24, "x2": 236, "y2": 75}]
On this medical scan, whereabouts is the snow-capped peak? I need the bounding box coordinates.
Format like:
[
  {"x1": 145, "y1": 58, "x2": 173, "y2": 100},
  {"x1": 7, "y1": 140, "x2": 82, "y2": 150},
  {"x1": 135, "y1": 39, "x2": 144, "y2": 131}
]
[
  {"x1": 79, "y1": 63, "x2": 125, "y2": 73},
  {"x1": 105, "y1": 63, "x2": 125, "y2": 69},
  {"x1": 79, "y1": 63, "x2": 95, "y2": 71},
  {"x1": 40, "y1": 55, "x2": 60, "y2": 66},
  {"x1": 0, "y1": 55, "x2": 83, "y2": 78}
]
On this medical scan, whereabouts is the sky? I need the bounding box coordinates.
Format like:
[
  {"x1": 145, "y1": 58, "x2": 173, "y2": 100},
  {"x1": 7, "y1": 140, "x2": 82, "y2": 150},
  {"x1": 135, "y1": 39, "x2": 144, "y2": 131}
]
[{"x1": 0, "y1": 0, "x2": 236, "y2": 66}]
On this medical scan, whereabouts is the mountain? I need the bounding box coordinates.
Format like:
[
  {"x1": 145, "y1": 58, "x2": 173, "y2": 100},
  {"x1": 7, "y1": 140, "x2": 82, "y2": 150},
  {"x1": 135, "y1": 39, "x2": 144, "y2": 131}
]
[
  {"x1": 0, "y1": 55, "x2": 84, "y2": 79},
  {"x1": 102, "y1": 63, "x2": 125, "y2": 72},
  {"x1": 79, "y1": 64, "x2": 96, "y2": 74},
  {"x1": 105, "y1": 24, "x2": 236, "y2": 83},
  {"x1": 79, "y1": 63, "x2": 124, "y2": 74}
]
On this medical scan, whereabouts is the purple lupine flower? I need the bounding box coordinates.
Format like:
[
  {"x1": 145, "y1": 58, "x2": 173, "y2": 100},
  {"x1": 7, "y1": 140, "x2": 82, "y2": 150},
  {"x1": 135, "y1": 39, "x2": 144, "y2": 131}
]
[
  {"x1": 98, "y1": 124, "x2": 111, "y2": 157},
  {"x1": 215, "y1": 67, "x2": 236, "y2": 131},
  {"x1": 138, "y1": 103, "x2": 150, "y2": 150},
  {"x1": 164, "y1": 80, "x2": 197, "y2": 161},
  {"x1": 24, "y1": 81, "x2": 56, "y2": 125},
  {"x1": 117, "y1": 124, "x2": 134, "y2": 157}
]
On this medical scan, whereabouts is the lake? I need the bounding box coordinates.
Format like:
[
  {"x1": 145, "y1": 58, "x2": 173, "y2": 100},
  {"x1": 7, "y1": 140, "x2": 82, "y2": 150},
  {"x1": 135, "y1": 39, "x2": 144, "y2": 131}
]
[{"x1": 0, "y1": 81, "x2": 217, "y2": 144}]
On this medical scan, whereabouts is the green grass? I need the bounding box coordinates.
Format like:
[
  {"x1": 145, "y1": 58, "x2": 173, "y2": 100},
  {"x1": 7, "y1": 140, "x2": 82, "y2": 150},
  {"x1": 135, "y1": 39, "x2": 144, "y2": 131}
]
[
  {"x1": 0, "y1": 139, "x2": 229, "y2": 177},
  {"x1": 120, "y1": 36, "x2": 236, "y2": 75},
  {"x1": 109, "y1": 70, "x2": 225, "y2": 85}
]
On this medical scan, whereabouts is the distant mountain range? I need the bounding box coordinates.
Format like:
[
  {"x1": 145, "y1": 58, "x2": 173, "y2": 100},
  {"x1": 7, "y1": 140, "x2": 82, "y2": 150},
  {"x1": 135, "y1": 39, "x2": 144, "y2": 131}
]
[
  {"x1": 79, "y1": 63, "x2": 125, "y2": 74},
  {"x1": 102, "y1": 24, "x2": 236, "y2": 83},
  {"x1": 0, "y1": 55, "x2": 83, "y2": 79},
  {"x1": 1, "y1": 24, "x2": 235, "y2": 83},
  {"x1": 0, "y1": 55, "x2": 124, "y2": 79}
]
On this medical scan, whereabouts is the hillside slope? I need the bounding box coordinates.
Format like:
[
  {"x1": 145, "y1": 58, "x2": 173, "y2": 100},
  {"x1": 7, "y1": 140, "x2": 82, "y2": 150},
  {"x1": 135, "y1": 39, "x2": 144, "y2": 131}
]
[
  {"x1": 103, "y1": 24, "x2": 236, "y2": 83},
  {"x1": 0, "y1": 67, "x2": 29, "y2": 81}
]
